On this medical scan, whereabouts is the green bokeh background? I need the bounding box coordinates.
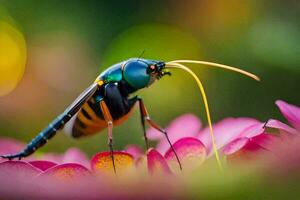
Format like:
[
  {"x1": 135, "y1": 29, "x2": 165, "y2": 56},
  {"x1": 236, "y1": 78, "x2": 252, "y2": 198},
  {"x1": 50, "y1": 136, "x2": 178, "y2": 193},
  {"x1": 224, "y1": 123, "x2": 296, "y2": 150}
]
[{"x1": 0, "y1": 0, "x2": 299, "y2": 156}]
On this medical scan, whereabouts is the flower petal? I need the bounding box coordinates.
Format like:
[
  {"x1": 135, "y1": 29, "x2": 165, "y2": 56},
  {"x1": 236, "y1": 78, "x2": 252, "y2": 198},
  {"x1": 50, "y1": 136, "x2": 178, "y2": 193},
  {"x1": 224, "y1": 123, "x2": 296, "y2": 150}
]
[
  {"x1": 91, "y1": 151, "x2": 134, "y2": 175},
  {"x1": 153, "y1": 114, "x2": 202, "y2": 154},
  {"x1": 223, "y1": 137, "x2": 250, "y2": 155},
  {"x1": 147, "y1": 148, "x2": 171, "y2": 175},
  {"x1": 238, "y1": 123, "x2": 265, "y2": 138},
  {"x1": 198, "y1": 117, "x2": 260, "y2": 155},
  {"x1": 62, "y1": 148, "x2": 89, "y2": 168},
  {"x1": 29, "y1": 160, "x2": 57, "y2": 171},
  {"x1": 266, "y1": 119, "x2": 298, "y2": 135},
  {"x1": 38, "y1": 163, "x2": 90, "y2": 181},
  {"x1": 165, "y1": 137, "x2": 206, "y2": 172},
  {"x1": 250, "y1": 133, "x2": 280, "y2": 151},
  {"x1": 276, "y1": 100, "x2": 300, "y2": 130},
  {"x1": 0, "y1": 161, "x2": 41, "y2": 180},
  {"x1": 226, "y1": 130, "x2": 296, "y2": 163},
  {"x1": 40, "y1": 153, "x2": 63, "y2": 164},
  {"x1": 125, "y1": 145, "x2": 144, "y2": 160},
  {"x1": 147, "y1": 113, "x2": 201, "y2": 140},
  {"x1": 40, "y1": 148, "x2": 89, "y2": 167},
  {"x1": 226, "y1": 141, "x2": 268, "y2": 163}
]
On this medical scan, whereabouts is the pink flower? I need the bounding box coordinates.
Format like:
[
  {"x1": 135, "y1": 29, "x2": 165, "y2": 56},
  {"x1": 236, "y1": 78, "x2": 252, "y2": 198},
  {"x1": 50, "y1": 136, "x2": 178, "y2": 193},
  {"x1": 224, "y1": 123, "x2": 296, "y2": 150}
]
[
  {"x1": 0, "y1": 100, "x2": 299, "y2": 198},
  {"x1": 146, "y1": 101, "x2": 300, "y2": 167}
]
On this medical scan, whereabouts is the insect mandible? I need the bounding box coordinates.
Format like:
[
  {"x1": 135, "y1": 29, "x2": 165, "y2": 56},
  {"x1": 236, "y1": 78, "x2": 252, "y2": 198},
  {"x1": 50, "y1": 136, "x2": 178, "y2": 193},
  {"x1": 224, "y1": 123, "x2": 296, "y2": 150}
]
[{"x1": 0, "y1": 58, "x2": 259, "y2": 172}]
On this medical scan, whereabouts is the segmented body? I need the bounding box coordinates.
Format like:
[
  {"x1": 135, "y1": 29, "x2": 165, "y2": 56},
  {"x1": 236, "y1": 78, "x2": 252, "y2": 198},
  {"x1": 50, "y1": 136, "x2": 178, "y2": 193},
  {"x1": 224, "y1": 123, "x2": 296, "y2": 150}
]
[{"x1": 1, "y1": 58, "x2": 167, "y2": 160}]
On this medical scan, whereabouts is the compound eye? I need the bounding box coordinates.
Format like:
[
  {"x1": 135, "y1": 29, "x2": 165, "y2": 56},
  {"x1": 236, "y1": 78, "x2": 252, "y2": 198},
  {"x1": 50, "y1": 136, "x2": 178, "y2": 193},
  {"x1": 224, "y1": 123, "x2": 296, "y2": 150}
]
[{"x1": 149, "y1": 65, "x2": 157, "y2": 73}]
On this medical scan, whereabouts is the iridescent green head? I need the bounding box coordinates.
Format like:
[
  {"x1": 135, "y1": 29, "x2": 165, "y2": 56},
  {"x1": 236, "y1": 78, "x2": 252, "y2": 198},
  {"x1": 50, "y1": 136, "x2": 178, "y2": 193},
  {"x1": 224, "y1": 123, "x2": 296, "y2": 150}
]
[{"x1": 122, "y1": 58, "x2": 170, "y2": 89}]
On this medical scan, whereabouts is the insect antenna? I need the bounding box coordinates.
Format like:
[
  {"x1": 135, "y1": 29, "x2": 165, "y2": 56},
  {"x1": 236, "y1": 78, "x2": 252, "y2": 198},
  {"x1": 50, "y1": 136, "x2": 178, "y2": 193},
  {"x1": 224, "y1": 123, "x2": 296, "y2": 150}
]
[
  {"x1": 137, "y1": 50, "x2": 145, "y2": 61},
  {"x1": 166, "y1": 62, "x2": 223, "y2": 170},
  {"x1": 167, "y1": 60, "x2": 260, "y2": 81},
  {"x1": 165, "y1": 60, "x2": 260, "y2": 171}
]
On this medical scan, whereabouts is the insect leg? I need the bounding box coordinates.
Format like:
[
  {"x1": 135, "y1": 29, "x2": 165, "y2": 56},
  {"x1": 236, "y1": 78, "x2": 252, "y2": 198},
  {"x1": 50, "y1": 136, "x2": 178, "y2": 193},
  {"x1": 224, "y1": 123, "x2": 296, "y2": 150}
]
[
  {"x1": 100, "y1": 100, "x2": 116, "y2": 174},
  {"x1": 137, "y1": 97, "x2": 150, "y2": 150},
  {"x1": 138, "y1": 98, "x2": 182, "y2": 170}
]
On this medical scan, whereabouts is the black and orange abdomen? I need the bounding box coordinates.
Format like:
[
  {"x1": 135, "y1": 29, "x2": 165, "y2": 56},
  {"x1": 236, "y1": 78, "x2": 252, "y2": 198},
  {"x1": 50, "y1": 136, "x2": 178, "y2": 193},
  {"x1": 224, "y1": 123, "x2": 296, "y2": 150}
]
[{"x1": 66, "y1": 82, "x2": 138, "y2": 137}]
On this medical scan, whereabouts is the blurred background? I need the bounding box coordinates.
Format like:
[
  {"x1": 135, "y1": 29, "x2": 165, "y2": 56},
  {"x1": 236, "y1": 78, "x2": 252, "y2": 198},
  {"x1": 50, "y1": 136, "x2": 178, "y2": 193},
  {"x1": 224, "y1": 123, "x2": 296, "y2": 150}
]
[{"x1": 0, "y1": 0, "x2": 299, "y2": 156}]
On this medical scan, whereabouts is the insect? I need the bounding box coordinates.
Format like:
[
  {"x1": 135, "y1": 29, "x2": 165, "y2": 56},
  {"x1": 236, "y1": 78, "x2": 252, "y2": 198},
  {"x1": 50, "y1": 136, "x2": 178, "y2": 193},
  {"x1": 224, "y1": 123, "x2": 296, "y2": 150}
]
[{"x1": 0, "y1": 58, "x2": 259, "y2": 172}]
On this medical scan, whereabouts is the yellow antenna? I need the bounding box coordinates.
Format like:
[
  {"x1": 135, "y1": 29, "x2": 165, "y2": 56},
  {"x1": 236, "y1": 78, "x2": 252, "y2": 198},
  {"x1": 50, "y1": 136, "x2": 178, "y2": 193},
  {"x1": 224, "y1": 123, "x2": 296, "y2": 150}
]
[
  {"x1": 168, "y1": 60, "x2": 260, "y2": 81},
  {"x1": 166, "y1": 62, "x2": 223, "y2": 171}
]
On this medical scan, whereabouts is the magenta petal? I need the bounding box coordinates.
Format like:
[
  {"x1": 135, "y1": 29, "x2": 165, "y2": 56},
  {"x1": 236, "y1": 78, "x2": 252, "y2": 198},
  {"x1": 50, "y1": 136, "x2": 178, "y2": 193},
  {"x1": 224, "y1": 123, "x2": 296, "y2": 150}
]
[
  {"x1": 29, "y1": 160, "x2": 58, "y2": 171},
  {"x1": 0, "y1": 161, "x2": 42, "y2": 180},
  {"x1": 276, "y1": 100, "x2": 300, "y2": 130},
  {"x1": 250, "y1": 133, "x2": 280, "y2": 151},
  {"x1": 147, "y1": 148, "x2": 171, "y2": 175},
  {"x1": 125, "y1": 145, "x2": 144, "y2": 160},
  {"x1": 226, "y1": 141, "x2": 268, "y2": 163},
  {"x1": 266, "y1": 119, "x2": 298, "y2": 135},
  {"x1": 152, "y1": 114, "x2": 202, "y2": 154},
  {"x1": 147, "y1": 113, "x2": 201, "y2": 140},
  {"x1": 223, "y1": 137, "x2": 250, "y2": 155},
  {"x1": 198, "y1": 118, "x2": 260, "y2": 155},
  {"x1": 38, "y1": 163, "x2": 90, "y2": 181},
  {"x1": 165, "y1": 137, "x2": 206, "y2": 172}
]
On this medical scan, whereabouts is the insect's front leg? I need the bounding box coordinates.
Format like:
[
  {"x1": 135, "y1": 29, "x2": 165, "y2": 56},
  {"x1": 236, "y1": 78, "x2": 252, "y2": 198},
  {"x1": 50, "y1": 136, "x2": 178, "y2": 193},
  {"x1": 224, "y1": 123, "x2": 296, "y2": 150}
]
[
  {"x1": 138, "y1": 97, "x2": 182, "y2": 170},
  {"x1": 137, "y1": 97, "x2": 149, "y2": 150}
]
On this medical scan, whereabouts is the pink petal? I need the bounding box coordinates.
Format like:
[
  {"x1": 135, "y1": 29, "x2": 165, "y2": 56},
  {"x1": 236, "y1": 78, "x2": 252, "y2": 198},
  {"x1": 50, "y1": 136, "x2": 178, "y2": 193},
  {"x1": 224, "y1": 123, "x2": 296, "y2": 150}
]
[
  {"x1": 147, "y1": 148, "x2": 171, "y2": 175},
  {"x1": 198, "y1": 118, "x2": 260, "y2": 155},
  {"x1": 266, "y1": 119, "x2": 298, "y2": 135},
  {"x1": 29, "y1": 160, "x2": 58, "y2": 171},
  {"x1": 238, "y1": 123, "x2": 265, "y2": 138},
  {"x1": 223, "y1": 137, "x2": 250, "y2": 155},
  {"x1": 147, "y1": 113, "x2": 201, "y2": 141},
  {"x1": 40, "y1": 148, "x2": 89, "y2": 167},
  {"x1": 38, "y1": 163, "x2": 90, "y2": 181},
  {"x1": 225, "y1": 130, "x2": 296, "y2": 161},
  {"x1": 250, "y1": 133, "x2": 280, "y2": 151},
  {"x1": 125, "y1": 145, "x2": 144, "y2": 160},
  {"x1": 165, "y1": 137, "x2": 206, "y2": 172},
  {"x1": 237, "y1": 120, "x2": 295, "y2": 139},
  {"x1": 226, "y1": 141, "x2": 268, "y2": 163},
  {"x1": 224, "y1": 132, "x2": 286, "y2": 156},
  {"x1": 252, "y1": 131, "x2": 298, "y2": 157},
  {"x1": 276, "y1": 100, "x2": 300, "y2": 130},
  {"x1": 91, "y1": 151, "x2": 134, "y2": 175},
  {"x1": 40, "y1": 153, "x2": 63, "y2": 164},
  {"x1": 0, "y1": 161, "x2": 42, "y2": 180},
  {"x1": 62, "y1": 148, "x2": 89, "y2": 168}
]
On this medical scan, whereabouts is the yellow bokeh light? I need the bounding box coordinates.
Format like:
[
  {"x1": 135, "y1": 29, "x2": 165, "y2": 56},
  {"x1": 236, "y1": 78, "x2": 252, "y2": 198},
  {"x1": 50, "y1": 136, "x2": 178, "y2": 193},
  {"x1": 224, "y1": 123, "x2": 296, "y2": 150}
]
[{"x1": 0, "y1": 21, "x2": 26, "y2": 96}]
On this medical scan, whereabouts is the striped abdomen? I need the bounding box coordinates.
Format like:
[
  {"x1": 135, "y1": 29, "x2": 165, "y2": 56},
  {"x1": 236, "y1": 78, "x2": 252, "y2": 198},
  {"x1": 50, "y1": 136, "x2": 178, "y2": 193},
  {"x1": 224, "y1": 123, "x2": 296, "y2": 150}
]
[{"x1": 66, "y1": 83, "x2": 138, "y2": 137}]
